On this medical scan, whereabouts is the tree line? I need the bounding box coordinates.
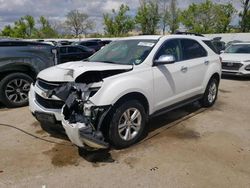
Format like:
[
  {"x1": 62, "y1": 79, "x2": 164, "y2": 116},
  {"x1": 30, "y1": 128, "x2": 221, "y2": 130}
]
[{"x1": 1, "y1": 0, "x2": 250, "y2": 39}]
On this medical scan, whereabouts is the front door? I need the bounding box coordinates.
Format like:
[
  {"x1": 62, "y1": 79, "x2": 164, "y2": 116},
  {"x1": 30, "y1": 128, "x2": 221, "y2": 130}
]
[{"x1": 152, "y1": 39, "x2": 189, "y2": 112}]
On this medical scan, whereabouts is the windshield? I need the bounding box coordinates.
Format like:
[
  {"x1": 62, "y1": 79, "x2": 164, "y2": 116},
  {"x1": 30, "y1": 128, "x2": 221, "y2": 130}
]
[
  {"x1": 225, "y1": 44, "x2": 250, "y2": 54},
  {"x1": 88, "y1": 39, "x2": 157, "y2": 65},
  {"x1": 72, "y1": 42, "x2": 80, "y2": 45}
]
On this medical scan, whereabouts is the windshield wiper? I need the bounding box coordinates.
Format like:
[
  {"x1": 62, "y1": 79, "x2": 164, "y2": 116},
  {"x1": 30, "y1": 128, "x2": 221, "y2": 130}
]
[{"x1": 98, "y1": 60, "x2": 119, "y2": 64}]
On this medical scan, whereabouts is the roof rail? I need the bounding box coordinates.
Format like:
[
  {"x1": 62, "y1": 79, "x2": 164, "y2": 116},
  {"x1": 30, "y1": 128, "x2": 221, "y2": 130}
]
[{"x1": 175, "y1": 31, "x2": 204, "y2": 37}]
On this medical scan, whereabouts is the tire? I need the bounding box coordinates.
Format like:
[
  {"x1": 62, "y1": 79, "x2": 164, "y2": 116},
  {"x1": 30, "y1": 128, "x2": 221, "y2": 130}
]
[
  {"x1": 200, "y1": 77, "x2": 219, "y2": 107},
  {"x1": 108, "y1": 100, "x2": 147, "y2": 149},
  {"x1": 0, "y1": 73, "x2": 33, "y2": 108}
]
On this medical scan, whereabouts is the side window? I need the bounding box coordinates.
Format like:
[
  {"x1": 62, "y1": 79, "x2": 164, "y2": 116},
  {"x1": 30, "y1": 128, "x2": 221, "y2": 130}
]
[
  {"x1": 86, "y1": 41, "x2": 97, "y2": 46},
  {"x1": 76, "y1": 47, "x2": 84, "y2": 52},
  {"x1": 68, "y1": 47, "x2": 77, "y2": 53},
  {"x1": 60, "y1": 47, "x2": 67, "y2": 53},
  {"x1": 181, "y1": 39, "x2": 207, "y2": 60},
  {"x1": 80, "y1": 42, "x2": 86, "y2": 46},
  {"x1": 155, "y1": 39, "x2": 181, "y2": 62}
]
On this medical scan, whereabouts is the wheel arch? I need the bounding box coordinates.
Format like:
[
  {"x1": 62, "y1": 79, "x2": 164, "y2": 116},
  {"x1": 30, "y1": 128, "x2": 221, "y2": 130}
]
[
  {"x1": 0, "y1": 65, "x2": 37, "y2": 81},
  {"x1": 113, "y1": 92, "x2": 150, "y2": 116},
  {"x1": 210, "y1": 72, "x2": 220, "y2": 83}
]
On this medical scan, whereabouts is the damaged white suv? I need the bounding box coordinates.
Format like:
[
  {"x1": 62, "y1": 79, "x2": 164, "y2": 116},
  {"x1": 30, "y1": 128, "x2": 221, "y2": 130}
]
[{"x1": 29, "y1": 34, "x2": 221, "y2": 149}]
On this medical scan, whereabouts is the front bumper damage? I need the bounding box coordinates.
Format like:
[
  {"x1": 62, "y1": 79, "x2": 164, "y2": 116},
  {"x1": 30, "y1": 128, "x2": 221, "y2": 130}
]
[{"x1": 46, "y1": 82, "x2": 110, "y2": 149}]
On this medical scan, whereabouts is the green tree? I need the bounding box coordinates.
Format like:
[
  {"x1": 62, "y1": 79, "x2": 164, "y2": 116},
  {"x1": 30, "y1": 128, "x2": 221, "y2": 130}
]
[
  {"x1": 24, "y1": 15, "x2": 35, "y2": 37},
  {"x1": 37, "y1": 16, "x2": 58, "y2": 38},
  {"x1": 103, "y1": 4, "x2": 134, "y2": 36},
  {"x1": 181, "y1": 0, "x2": 236, "y2": 34},
  {"x1": 1, "y1": 25, "x2": 14, "y2": 37},
  {"x1": 165, "y1": 0, "x2": 180, "y2": 34},
  {"x1": 180, "y1": 0, "x2": 215, "y2": 34},
  {"x1": 135, "y1": 0, "x2": 160, "y2": 35},
  {"x1": 214, "y1": 3, "x2": 236, "y2": 33},
  {"x1": 239, "y1": 0, "x2": 250, "y2": 32},
  {"x1": 12, "y1": 18, "x2": 29, "y2": 38},
  {"x1": 159, "y1": 0, "x2": 169, "y2": 34},
  {"x1": 65, "y1": 10, "x2": 94, "y2": 37}
]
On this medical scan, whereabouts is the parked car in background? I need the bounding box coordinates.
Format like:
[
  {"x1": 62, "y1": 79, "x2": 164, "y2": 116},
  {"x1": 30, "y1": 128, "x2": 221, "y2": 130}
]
[
  {"x1": 101, "y1": 40, "x2": 112, "y2": 46},
  {"x1": 211, "y1": 37, "x2": 225, "y2": 53},
  {"x1": 221, "y1": 42, "x2": 250, "y2": 76},
  {"x1": 57, "y1": 40, "x2": 73, "y2": 46},
  {"x1": 58, "y1": 45, "x2": 95, "y2": 63},
  {"x1": 0, "y1": 40, "x2": 57, "y2": 107},
  {"x1": 225, "y1": 40, "x2": 242, "y2": 49},
  {"x1": 29, "y1": 34, "x2": 221, "y2": 149},
  {"x1": 72, "y1": 40, "x2": 103, "y2": 51}
]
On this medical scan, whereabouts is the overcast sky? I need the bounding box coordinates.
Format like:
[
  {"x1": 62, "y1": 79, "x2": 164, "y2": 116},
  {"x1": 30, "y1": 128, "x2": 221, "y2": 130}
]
[{"x1": 0, "y1": 0, "x2": 242, "y2": 32}]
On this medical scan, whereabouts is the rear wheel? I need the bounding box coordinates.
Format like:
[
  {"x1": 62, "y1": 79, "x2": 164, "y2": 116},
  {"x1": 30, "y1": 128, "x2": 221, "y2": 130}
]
[
  {"x1": 0, "y1": 73, "x2": 33, "y2": 108},
  {"x1": 108, "y1": 100, "x2": 147, "y2": 149},
  {"x1": 200, "y1": 77, "x2": 219, "y2": 107}
]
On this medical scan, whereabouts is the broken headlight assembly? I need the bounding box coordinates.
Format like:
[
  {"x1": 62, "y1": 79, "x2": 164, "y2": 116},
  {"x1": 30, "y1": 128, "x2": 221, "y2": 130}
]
[{"x1": 46, "y1": 82, "x2": 110, "y2": 149}]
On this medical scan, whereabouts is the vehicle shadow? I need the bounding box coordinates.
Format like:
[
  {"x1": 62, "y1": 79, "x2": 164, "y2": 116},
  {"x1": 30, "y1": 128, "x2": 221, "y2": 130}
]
[
  {"x1": 222, "y1": 75, "x2": 250, "y2": 81},
  {"x1": 39, "y1": 122, "x2": 69, "y2": 141},
  {"x1": 0, "y1": 102, "x2": 6, "y2": 109},
  {"x1": 41, "y1": 102, "x2": 203, "y2": 163},
  {"x1": 79, "y1": 101, "x2": 203, "y2": 163}
]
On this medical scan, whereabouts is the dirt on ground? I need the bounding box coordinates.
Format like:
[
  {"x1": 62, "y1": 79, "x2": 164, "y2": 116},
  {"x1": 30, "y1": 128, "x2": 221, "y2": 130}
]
[{"x1": 0, "y1": 77, "x2": 250, "y2": 188}]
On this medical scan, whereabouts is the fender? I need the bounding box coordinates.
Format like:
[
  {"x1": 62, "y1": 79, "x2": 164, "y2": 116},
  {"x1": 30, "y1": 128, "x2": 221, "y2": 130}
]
[
  {"x1": 0, "y1": 62, "x2": 38, "y2": 78},
  {"x1": 90, "y1": 68, "x2": 155, "y2": 114}
]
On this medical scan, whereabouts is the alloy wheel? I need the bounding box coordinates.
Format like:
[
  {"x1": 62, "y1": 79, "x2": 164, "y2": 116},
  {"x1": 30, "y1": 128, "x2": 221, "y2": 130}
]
[
  {"x1": 5, "y1": 78, "x2": 30, "y2": 104},
  {"x1": 118, "y1": 108, "x2": 142, "y2": 141}
]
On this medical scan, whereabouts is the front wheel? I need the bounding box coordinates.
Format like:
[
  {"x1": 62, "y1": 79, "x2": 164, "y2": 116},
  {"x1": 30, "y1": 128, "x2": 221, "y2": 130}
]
[
  {"x1": 0, "y1": 73, "x2": 33, "y2": 108},
  {"x1": 108, "y1": 100, "x2": 147, "y2": 149},
  {"x1": 200, "y1": 78, "x2": 219, "y2": 107}
]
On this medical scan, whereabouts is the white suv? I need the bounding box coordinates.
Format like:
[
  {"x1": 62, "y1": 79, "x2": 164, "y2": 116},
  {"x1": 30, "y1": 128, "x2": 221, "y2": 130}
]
[
  {"x1": 29, "y1": 34, "x2": 221, "y2": 149},
  {"x1": 220, "y1": 42, "x2": 250, "y2": 76}
]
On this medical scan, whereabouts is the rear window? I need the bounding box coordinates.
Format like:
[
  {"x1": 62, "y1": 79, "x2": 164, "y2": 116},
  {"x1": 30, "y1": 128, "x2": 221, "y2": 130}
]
[
  {"x1": 86, "y1": 41, "x2": 98, "y2": 46},
  {"x1": 203, "y1": 40, "x2": 219, "y2": 54},
  {"x1": 60, "y1": 47, "x2": 67, "y2": 53},
  {"x1": 181, "y1": 39, "x2": 207, "y2": 60}
]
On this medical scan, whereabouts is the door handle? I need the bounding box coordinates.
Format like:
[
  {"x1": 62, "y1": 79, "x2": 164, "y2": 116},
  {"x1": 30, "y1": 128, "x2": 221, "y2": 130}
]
[
  {"x1": 181, "y1": 66, "x2": 188, "y2": 72},
  {"x1": 204, "y1": 60, "x2": 210, "y2": 65}
]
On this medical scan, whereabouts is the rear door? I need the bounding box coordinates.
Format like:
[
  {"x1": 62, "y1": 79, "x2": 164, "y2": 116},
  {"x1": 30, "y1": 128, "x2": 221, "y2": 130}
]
[
  {"x1": 179, "y1": 39, "x2": 208, "y2": 96},
  {"x1": 58, "y1": 47, "x2": 68, "y2": 63}
]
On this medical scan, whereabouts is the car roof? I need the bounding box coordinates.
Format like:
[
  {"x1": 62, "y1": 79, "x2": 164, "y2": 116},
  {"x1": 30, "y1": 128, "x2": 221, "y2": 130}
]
[
  {"x1": 231, "y1": 42, "x2": 250, "y2": 45},
  {"x1": 59, "y1": 45, "x2": 92, "y2": 49},
  {"x1": 117, "y1": 34, "x2": 209, "y2": 41}
]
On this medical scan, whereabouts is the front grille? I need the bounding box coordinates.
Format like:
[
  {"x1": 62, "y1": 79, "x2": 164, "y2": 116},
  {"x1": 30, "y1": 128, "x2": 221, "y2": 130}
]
[
  {"x1": 36, "y1": 79, "x2": 64, "y2": 90},
  {"x1": 35, "y1": 93, "x2": 64, "y2": 109},
  {"x1": 222, "y1": 62, "x2": 243, "y2": 71}
]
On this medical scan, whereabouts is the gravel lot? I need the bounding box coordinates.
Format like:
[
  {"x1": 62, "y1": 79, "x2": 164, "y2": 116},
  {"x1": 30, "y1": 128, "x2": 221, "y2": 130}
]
[{"x1": 0, "y1": 77, "x2": 250, "y2": 188}]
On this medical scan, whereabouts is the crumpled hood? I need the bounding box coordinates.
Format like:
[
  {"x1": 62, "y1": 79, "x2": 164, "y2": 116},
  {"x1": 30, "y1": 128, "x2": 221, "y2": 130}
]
[
  {"x1": 38, "y1": 61, "x2": 133, "y2": 82},
  {"x1": 220, "y1": 53, "x2": 250, "y2": 62}
]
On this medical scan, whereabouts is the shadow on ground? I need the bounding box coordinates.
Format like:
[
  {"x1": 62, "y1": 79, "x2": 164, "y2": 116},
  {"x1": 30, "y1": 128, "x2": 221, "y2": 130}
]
[
  {"x1": 40, "y1": 102, "x2": 202, "y2": 164},
  {"x1": 222, "y1": 75, "x2": 250, "y2": 81}
]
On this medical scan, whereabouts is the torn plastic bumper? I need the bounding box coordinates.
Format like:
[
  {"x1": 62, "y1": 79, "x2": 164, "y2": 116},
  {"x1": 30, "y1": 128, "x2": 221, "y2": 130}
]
[
  {"x1": 46, "y1": 82, "x2": 110, "y2": 149},
  {"x1": 62, "y1": 118, "x2": 109, "y2": 149}
]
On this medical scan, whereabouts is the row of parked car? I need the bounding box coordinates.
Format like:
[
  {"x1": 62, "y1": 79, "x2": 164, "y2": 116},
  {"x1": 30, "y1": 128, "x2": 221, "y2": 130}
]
[{"x1": 0, "y1": 38, "x2": 111, "y2": 107}]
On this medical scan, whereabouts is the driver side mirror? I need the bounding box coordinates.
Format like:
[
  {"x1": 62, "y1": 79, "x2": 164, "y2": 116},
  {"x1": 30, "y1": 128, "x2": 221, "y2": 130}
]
[{"x1": 154, "y1": 55, "x2": 175, "y2": 65}]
